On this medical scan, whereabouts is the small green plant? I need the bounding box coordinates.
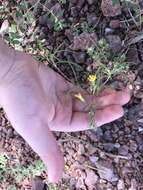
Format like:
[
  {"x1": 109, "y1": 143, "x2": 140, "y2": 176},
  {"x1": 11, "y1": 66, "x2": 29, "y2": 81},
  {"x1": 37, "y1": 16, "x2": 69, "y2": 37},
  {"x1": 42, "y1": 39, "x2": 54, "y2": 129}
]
[
  {"x1": 6, "y1": 22, "x2": 23, "y2": 47},
  {"x1": 0, "y1": 154, "x2": 7, "y2": 181},
  {"x1": 87, "y1": 39, "x2": 110, "y2": 64},
  {"x1": 72, "y1": 22, "x2": 95, "y2": 35},
  {"x1": 1, "y1": 0, "x2": 35, "y2": 50},
  {"x1": 42, "y1": 2, "x2": 66, "y2": 32},
  {"x1": 10, "y1": 160, "x2": 46, "y2": 183},
  {"x1": 49, "y1": 10, "x2": 66, "y2": 31},
  {"x1": 0, "y1": 153, "x2": 47, "y2": 188},
  {"x1": 86, "y1": 39, "x2": 128, "y2": 129},
  {"x1": 33, "y1": 39, "x2": 64, "y2": 64},
  {"x1": 80, "y1": 22, "x2": 95, "y2": 33},
  {"x1": 31, "y1": 160, "x2": 47, "y2": 176},
  {"x1": 0, "y1": 153, "x2": 59, "y2": 189},
  {"x1": 53, "y1": 16, "x2": 65, "y2": 31},
  {"x1": 0, "y1": 2, "x2": 9, "y2": 19},
  {"x1": 7, "y1": 185, "x2": 17, "y2": 190},
  {"x1": 87, "y1": 39, "x2": 128, "y2": 94}
]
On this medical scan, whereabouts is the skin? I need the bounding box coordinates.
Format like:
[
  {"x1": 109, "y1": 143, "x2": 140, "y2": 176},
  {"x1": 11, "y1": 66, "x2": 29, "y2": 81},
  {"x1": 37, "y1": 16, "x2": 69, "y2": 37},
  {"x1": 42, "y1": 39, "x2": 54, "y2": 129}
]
[{"x1": 0, "y1": 39, "x2": 130, "y2": 182}]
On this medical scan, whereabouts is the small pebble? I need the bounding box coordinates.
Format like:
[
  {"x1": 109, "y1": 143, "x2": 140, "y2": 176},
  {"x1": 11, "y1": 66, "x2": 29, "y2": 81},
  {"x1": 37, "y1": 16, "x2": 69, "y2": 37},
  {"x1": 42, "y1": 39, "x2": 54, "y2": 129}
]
[
  {"x1": 109, "y1": 20, "x2": 120, "y2": 29},
  {"x1": 89, "y1": 156, "x2": 99, "y2": 163},
  {"x1": 118, "y1": 145, "x2": 129, "y2": 156},
  {"x1": 87, "y1": 0, "x2": 95, "y2": 5},
  {"x1": 117, "y1": 179, "x2": 125, "y2": 190}
]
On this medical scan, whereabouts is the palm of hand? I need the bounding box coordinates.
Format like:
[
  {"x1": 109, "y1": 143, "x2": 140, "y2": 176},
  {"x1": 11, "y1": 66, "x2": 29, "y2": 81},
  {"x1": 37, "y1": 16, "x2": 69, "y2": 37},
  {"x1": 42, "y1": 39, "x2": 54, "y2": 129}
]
[{"x1": 0, "y1": 44, "x2": 130, "y2": 182}]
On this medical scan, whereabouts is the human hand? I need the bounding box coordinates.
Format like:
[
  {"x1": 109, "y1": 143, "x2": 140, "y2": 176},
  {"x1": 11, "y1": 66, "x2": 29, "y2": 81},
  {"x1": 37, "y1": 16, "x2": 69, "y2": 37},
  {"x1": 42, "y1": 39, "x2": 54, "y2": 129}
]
[{"x1": 0, "y1": 40, "x2": 130, "y2": 182}]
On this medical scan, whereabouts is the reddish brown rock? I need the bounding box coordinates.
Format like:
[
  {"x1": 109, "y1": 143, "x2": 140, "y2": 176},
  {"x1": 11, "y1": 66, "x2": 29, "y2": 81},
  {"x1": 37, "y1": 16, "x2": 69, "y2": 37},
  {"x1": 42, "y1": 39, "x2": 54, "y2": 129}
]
[
  {"x1": 70, "y1": 32, "x2": 97, "y2": 50},
  {"x1": 101, "y1": 0, "x2": 121, "y2": 17},
  {"x1": 109, "y1": 19, "x2": 120, "y2": 29}
]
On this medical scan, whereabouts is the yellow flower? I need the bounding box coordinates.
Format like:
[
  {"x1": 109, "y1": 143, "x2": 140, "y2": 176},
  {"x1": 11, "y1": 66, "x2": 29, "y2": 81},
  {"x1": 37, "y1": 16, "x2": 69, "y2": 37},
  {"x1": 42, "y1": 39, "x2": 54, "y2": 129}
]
[
  {"x1": 87, "y1": 74, "x2": 97, "y2": 82},
  {"x1": 74, "y1": 93, "x2": 85, "y2": 102}
]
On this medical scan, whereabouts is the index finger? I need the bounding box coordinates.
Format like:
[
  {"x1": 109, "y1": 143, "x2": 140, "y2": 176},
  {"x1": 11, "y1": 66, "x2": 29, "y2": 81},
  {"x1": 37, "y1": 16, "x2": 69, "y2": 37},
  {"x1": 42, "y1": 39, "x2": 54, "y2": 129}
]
[{"x1": 51, "y1": 105, "x2": 124, "y2": 132}]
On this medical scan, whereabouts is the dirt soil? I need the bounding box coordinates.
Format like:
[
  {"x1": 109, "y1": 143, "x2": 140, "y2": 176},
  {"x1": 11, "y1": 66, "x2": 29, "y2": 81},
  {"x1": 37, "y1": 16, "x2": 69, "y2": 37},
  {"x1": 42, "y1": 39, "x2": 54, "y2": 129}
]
[{"x1": 1, "y1": 0, "x2": 143, "y2": 189}]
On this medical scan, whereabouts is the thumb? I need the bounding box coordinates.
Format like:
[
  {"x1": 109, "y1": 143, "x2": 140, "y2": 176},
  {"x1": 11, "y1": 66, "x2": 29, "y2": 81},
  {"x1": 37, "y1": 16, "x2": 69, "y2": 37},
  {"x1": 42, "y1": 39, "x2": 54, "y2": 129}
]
[
  {"x1": 18, "y1": 122, "x2": 64, "y2": 183},
  {"x1": 24, "y1": 122, "x2": 64, "y2": 183}
]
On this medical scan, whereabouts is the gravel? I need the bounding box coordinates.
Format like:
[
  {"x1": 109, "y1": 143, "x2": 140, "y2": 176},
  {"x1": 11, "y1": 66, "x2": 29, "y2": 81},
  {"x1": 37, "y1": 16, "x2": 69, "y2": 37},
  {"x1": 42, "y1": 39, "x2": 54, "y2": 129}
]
[{"x1": 1, "y1": 0, "x2": 143, "y2": 189}]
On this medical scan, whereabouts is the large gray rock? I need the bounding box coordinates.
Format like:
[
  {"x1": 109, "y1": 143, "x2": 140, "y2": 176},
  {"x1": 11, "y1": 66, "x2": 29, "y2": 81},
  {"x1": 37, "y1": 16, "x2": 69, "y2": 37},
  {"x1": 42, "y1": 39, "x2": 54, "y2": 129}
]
[
  {"x1": 95, "y1": 160, "x2": 119, "y2": 182},
  {"x1": 106, "y1": 35, "x2": 122, "y2": 53}
]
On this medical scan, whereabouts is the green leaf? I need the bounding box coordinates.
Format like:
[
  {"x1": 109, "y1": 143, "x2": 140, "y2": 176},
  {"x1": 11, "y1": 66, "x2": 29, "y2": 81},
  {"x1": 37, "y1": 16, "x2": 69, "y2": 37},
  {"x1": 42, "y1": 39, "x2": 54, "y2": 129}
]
[
  {"x1": 11, "y1": 39, "x2": 21, "y2": 45},
  {"x1": 15, "y1": 10, "x2": 23, "y2": 18},
  {"x1": 7, "y1": 185, "x2": 17, "y2": 190},
  {"x1": 26, "y1": 12, "x2": 35, "y2": 24},
  {"x1": 58, "y1": 0, "x2": 66, "y2": 4},
  {"x1": 20, "y1": 0, "x2": 28, "y2": 11},
  {"x1": 112, "y1": 0, "x2": 120, "y2": 6},
  {"x1": 9, "y1": 24, "x2": 17, "y2": 33}
]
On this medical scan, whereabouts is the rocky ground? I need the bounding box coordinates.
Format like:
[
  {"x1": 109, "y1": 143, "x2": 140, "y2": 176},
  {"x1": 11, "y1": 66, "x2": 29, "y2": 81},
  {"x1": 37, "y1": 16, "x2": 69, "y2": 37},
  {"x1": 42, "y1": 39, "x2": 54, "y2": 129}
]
[{"x1": 0, "y1": 0, "x2": 143, "y2": 189}]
